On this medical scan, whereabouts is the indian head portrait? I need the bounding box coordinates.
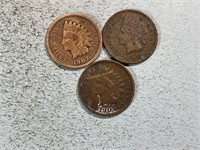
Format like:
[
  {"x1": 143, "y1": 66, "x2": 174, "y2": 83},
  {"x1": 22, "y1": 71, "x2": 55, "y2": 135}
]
[
  {"x1": 62, "y1": 21, "x2": 92, "y2": 59},
  {"x1": 85, "y1": 70, "x2": 125, "y2": 111},
  {"x1": 118, "y1": 15, "x2": 148, "y2": 54}
]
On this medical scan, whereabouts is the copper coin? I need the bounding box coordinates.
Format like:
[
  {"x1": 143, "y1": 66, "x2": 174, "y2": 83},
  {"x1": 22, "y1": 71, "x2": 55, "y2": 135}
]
[
  {"x1": 46, "y1": 13, "x2": 102, "y2": 68},
  {"x1": 103, "y1": 9, "x2": 158, "y2": 64},
  {"x1": 78, "y1": 60, "x2": 135, "y2": 116}
]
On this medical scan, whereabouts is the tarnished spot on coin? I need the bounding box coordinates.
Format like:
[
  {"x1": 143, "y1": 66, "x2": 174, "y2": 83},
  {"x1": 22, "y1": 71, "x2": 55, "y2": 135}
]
[
  {"x1": 78, "y1": 60, "x2": 135, "y2": 116},
  {"x1": 103, "y1": 9, "x2": 158, "y2": 64},
  {"x1": 46, "y1": 13, "x2": 102, "y2": 68}
]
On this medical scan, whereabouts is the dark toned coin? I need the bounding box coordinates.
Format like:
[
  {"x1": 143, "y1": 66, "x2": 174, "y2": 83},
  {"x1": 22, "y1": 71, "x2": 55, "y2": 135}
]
[
  {"x1": 78, "y1": 60, "x2": 135, "y2": 116},
  {"x1": 103, "y1": 9, "x2": 158, "y2": 64},
  {"x1": 46, "y1": 13, "x2": 102, "y2": 68}
]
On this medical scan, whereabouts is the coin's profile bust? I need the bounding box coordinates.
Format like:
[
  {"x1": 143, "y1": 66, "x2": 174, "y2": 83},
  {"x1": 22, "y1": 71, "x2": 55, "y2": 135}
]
[
  {"x1": 62, "y1": 21, "x2": 92, "y2": 59},
  {"x1": 118, "y1": 15, "x2": 146, "y2": 54},
  {"x1": 88, "y1": 70, "x2": 124, "y2": 110}
]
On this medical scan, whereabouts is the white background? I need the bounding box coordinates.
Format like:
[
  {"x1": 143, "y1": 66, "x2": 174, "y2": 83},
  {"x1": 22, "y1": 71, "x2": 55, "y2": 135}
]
[{"x1": 0, "y1": 0, "x2": 200, "y2": 149}]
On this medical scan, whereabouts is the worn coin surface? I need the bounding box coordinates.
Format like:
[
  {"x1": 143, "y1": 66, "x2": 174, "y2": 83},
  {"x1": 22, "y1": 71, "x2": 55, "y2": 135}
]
[
  {"x1": 46, "y1": 13, "x2": 102, "y2": 68},
  {"x1": 78, "y1": 60, "x2": 135, "y2": 116},
  {"x1": 103, "y1": 9, "x2": 158, "y2": 64}
]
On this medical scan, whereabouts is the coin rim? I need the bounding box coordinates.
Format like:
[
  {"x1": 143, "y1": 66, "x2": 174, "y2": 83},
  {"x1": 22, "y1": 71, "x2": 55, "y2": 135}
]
[
  {"x1": 78, "y1": 60, "x2": 135, "y2": 116},
  {"x1": 46, "y1": 13, "x2": 102, "y2": 68},
  {"x1": 102, "y1": 9, "x2": 158, "y2": 64}
]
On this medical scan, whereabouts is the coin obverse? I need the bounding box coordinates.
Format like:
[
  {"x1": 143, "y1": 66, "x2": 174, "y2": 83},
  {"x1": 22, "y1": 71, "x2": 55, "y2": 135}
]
[
  {"x1": 78, "y1": 60, "x2": 135, "y2": 116},
  {"x1": 103, "y1": 9, "x2": 158, "y2": 64},
  {"x1": 46, "y1": 13, "x2": 102, "y2": 68}
]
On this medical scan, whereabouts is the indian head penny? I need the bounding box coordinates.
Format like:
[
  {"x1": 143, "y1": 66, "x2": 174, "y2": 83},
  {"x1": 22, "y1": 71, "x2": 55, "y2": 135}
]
[
  {"x1": 103, "y1": 9, "x2": 158, "y2": 64},
  {"x1": 46, "y1": 13, "x2": 102, "y2": 68},
  {"x1": 78, "y1": 60, "x2": 135, "y2": 116}
]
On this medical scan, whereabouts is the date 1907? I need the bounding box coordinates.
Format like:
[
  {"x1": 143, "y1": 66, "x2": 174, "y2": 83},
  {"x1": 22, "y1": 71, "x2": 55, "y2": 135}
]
[{"x1": 74, "y1": 56, "x2": 89, "y2": 65}]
